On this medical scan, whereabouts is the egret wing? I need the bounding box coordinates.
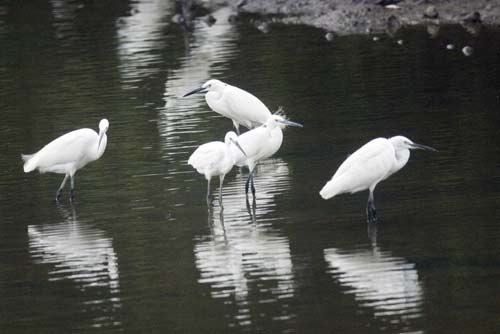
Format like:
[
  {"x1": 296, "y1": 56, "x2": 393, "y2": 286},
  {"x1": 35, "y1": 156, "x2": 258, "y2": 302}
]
[
  {"x1": 29, "y1": 129, "x2": 97, "y2": 171},
  {"x1": 188, "y1": 142, "x2": 225, "y2": 172},
  {"x1": 223, "y1": 85, "x2": 271, "y2": 129},
  {"x1": 330, "y1": 138, "x2": 395, "y2": 194}
]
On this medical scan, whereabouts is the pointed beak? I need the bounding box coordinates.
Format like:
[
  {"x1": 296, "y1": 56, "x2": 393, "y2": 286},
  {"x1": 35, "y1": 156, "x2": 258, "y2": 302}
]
[
  {"x1": 98, "y1": 131, "x2": 104, "y2": 150},
  {"x1": 183, "y1": 86, "x2": 207, "y2": 97},
  {"x1": 231, "y1": 138, "x2": 247, "y2": 157},
  {"x1": 276, "y1": 119, "x2": 303, "y2": 128},
  {"x1": 411, "y1": 142, "x2": 438, "y2": 152}
]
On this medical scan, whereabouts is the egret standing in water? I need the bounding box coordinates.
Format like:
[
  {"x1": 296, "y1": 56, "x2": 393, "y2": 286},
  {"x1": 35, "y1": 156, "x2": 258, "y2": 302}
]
[
  {"x1": 319, "y1": 136, "x2": 437, "y2": 223},
  {"x1": 183, "y1": 79, "x2": 272, "y2": 134},
  {"x1": 22, "y1": 119, "x2": 109, "y2": 202},
  {"x1": 188, "y1": 131, "x2": 247, "y2": 206},
  {"x1": 231, "y1": 114, "x2": 303, "y2": 196}
]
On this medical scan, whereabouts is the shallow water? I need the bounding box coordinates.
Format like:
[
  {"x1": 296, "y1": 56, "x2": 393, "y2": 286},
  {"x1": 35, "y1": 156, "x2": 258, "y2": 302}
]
[{"x1": 0, "y1": 1, "x2": 499, "y2": 333}]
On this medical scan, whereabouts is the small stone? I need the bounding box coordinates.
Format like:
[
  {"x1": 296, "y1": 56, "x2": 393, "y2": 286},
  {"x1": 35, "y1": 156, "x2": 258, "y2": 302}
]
[
  {"x1": 424, "y1": 6, "x2": 439, "y2": 19},
  {"x1": 257, "y1": 22, "x2": 270, "y2": 34},
  {"x1": 446, "y1": 44, "x2": 454, "y2": 50},
  {"x1": 325, "y1": 32, "x2": 334, "y2": 42},
  {"x1": 462, "y1": 46, "x2": 474, "y2": 56},
  {"x1": 464, "y1": 11, "x2": 481, "y2": 24},
  {"x1": 373, "y1": 36, "x2": 380, "y2": 41},
  {"x1": 171, "y1": 13, "x2": 184, "y2": 25},
  {"x1": 397, "y1": 39, "x2": 404, "y2": 45}
]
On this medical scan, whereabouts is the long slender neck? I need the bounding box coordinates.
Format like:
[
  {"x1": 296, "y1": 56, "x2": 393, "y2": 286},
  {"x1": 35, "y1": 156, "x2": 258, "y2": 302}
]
[
  {"x1": 95, "y1": 134, "x2": 107, "y2": 161},
  {"x1": 391, "y1": 149, "x2": 410, "y2": 175}
]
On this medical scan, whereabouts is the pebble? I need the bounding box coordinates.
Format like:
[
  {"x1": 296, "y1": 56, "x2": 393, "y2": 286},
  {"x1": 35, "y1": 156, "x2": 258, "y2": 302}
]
[
  {"x1": 257, "y1": 22, "x2": 270, "y2": 34},
  {"x1": 373, "y1": 36, "x2": 380, "y2": 42},
  {"x1": 462, "y1": 46, "x2": 474, "y2": 56},
  {"x1": 446, "y1": 44, "x2": 454, "y2": 50},
  {"x1": 397, "y1": 39, "x2": 404, "y2": 45},
  {"x1": 424, "y1": 6, "x2": 439, "y2": 19}
]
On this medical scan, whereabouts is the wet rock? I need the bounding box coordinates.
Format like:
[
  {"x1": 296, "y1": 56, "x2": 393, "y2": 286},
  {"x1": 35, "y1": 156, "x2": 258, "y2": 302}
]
[
  {"x1": 236, "y1": 0, "x2": 248, "y2": 9},
  {"x1": 257, "y1": 22, "x2": 270, "y2": 33},
  {"x1": 387, "y1": 14, "x2": 400, "y2": 33},
  {"x1": 464, "y1": 11, "x2": 481, "y2": 24},
  {"x1": 325, "y1": 32, "x2": 334, "y2": 42},
  {"x1": 424, "y1": 6, "x2": 439, "y2": 19},
  {"x1": 462, "y1": 46, "x2": 474, "y2": 56},
  {"x1": 171, "y1": 13, "x2": 184, "y2": 25},
  {"x1": 377, "y1": 0, "x2": 402, "y2": 6}
]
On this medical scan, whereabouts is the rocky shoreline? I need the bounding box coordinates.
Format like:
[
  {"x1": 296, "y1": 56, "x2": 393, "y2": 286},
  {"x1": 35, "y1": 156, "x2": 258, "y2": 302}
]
[{"x1": 185, "y1": 0, "x2": 500, "y2": 36}]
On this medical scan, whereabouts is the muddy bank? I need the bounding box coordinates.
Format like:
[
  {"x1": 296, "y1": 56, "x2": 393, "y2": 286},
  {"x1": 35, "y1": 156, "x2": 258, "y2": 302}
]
[{"x1": 197, "y1": 0, "x2": 500, "y2": 36}]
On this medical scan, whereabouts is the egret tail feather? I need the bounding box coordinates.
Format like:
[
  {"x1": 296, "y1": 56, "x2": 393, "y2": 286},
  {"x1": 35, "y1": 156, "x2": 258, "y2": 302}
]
[{"x1": 22, "y1": 154, "x2": 38, "y2": 173}]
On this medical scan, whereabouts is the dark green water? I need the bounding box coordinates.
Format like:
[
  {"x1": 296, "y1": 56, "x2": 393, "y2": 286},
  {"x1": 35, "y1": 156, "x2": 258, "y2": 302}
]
[{"x1": 1, "y1": 1, "x2": 499, "y2": 333}]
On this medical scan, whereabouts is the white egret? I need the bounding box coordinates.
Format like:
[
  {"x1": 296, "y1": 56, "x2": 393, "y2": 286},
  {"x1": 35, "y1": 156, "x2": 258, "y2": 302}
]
[
  {"x1": 183, "y1": 79, "x2": 272, "y2": 134},
  {"x1": 22, "y1": 119, "x2": 109, "y2": 202},
  {"x1": 319, "y1": 136, "x2": 437, "y2": 223},
  {"x1": 231, "y1": 114, "x2": 303, "y2": 196},
  {"x1": 188, "y1": 131, "x2": 247, "y2": 205}
]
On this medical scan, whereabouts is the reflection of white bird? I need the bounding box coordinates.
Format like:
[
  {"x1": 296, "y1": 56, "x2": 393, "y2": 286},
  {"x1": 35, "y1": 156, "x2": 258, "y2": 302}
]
[
  {"x1": 22, "y1": 119, "x2": 109, "y2": 201},
  {"x1": 324, "y1": 246, "x2": 422, "y2": 320},
  {"x1": 183, "y1": 79, "x2": 272, "y2": 134},
  {"x1": 231, "y1": 115, "x2": 302, "y2": 195},
  {"x1": 188, "y1": 131, "x2": 246, "y2": 204},
  {"x1": 320, "y1": 136, "x2": 437, "y2": 223}
]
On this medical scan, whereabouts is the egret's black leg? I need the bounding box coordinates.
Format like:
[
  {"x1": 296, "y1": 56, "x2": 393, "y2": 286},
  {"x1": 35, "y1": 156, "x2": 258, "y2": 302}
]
[
  {"x1": 69, "y1": 175, "x2": 75, "y2": 202},
  {"x1": 245, "y1": 172, "x2": 252, "y2": 194},
  {"x1": 56, "y1": 174, "x2": 69, "y2": 202},
  {"x1": 366, "y1": 191, "x2": 377, "y2": 224},
  {"x1": 245, "y1": 169, "x2": 256, "y2": 196},
  {"x1": 250, "y1": 174, "x2": 256, "y2": 196}
]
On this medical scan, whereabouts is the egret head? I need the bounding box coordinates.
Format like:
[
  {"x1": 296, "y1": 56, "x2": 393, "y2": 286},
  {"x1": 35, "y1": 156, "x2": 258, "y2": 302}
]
[
  {"x1": 224, "y1": 131, "x2": 246, "y2": 156},
  {"x1": 264, "y1": 115, "x2": 303, "y2": 130},
  {"x1": 99, "y1": 119, "x2": 109, "y2": 133},
  {"x1": 183, "y1": 79, "x2": 226, "y2": 97},
  {"x1": 389, "y1": 136, "x2": 438, "y2": 152},
  {"x1": 98, "y1": 119, "x2": 109, "y2": 150}
]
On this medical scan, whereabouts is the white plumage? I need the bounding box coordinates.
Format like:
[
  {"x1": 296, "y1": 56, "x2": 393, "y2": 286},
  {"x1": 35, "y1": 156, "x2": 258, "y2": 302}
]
[
  {"x1": 183, "y1": 79, "x2": 272, "y2": 134},
  {"x1": 230, "y1": 114, "x2": 303, "y2": 195},
  {"x1": 188, "y1": 131, "x2": 245, "y2": 205},
  {"x1": 22, "y1": 119, "x2": 109, "y2": 201},
  {"x1": 320, "y1": 136, "x2": 437, "y2": 223}
]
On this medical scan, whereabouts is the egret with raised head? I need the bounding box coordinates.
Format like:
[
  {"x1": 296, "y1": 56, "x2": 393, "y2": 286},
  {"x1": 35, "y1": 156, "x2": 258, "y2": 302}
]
[
  {"x1": 319, "y1": 136, "x2": 437, "y2": 223},
  {"x1": 183, "y1": 79, "x2": 272, "y2": 134},
  {"x1": 231, "y1": 114, "x2": 303, "y2": 196},
  {"x1": 188, "y1": 131, "x2": 247, "y2": 206},
  {"x1": 22, "y1": 119, "x2": 109, "y2": 202}
]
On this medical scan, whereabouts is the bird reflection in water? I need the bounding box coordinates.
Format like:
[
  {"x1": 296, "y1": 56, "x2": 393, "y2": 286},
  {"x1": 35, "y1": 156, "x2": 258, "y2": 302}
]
[
  {"x1": 324, "y1": 224, "x2": 423, "y2": 332},
  {"x1": 28, "y1": 204, "x2": 121, "y2": 329},
  {"x1": 195, "y1": 159, "x2": 296, "y2": 329},
  {"x1": 160, "y1": 6, "x2": 239, "y2": 169}
]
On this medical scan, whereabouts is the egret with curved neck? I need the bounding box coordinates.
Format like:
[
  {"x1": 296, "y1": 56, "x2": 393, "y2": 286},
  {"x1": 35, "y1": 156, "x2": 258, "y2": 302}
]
[
  {"x1": 188, "y1": 131, "x2": 247, "y2": 207},
  {"x1": 22, "y1": 119, "x2": 109, "y2": 202}
]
